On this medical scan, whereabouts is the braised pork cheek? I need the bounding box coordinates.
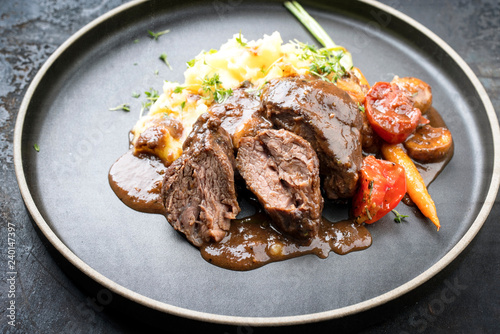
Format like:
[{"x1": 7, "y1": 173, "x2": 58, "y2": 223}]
[
  {"x1": 236, "y1": 129, "x2": 323, "y2": 240},
  {"x1": 261, "y1": 76, "x2": 363, "y2": 199},
  {"x1": 162, "y1": 113, "x2": 240, "y2": 247}
]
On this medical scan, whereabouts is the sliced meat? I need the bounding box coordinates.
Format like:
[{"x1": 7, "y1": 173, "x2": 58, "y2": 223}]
[
  {"x1": 162, "y1": 113, "x2": 240, "y2": 247},
  {"x1": 236, "y1": 129, "x2": 323, "y2": 240},
  {"x1": 209, "y1": 88, "x2": 272, "y2": 148},
  {"x1": 261, "y1": 76, "x2": 363, "y2": 199}
]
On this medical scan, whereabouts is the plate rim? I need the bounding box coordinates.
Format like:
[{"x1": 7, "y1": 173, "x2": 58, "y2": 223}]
[{"x1": 13, "y1": 0, "x2": 500, "y2": 326}]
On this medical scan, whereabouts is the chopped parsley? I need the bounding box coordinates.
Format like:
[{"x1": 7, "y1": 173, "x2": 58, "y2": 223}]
[
  {"x1": 202, "y1": 73, "x2": 233, "y2": 103},
  {"x1": 186, "y1": 59, "x2": 196, "y2": 68},
  {"x1": 33, "y1": 143, "x2": 40, "y2": 152},
  {"x1": 392, "y1": 210, "x2": 409, "y2": 223},
  {"x1": 147, "y1": 29, "x2": 170, "y2": 41}
]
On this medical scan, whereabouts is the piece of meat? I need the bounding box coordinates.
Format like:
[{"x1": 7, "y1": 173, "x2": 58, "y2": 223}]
[
  {"x1": 359, "y1": 110, "x2": 383, "y2": 154},
  {"x1": 162, "y1": 113, "x2": 240, "y2": 247},
  {"x1": 208, "y1": 88, "x2": 272, "y2": 148},
  {"x1": 236, "y1": 129, "x2": 323, "y2": 240},
  {"x1": 261, "y1": 76, "x2": 363, "y2": 199}
]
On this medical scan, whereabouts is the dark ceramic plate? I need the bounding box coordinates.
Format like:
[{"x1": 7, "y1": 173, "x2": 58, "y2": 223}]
[{"x1": 14, "y1": 0, "x2": 499, "y2": 326}]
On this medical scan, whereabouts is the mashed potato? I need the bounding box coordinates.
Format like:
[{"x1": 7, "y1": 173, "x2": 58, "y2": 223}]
[{"x1": 131, "y1": 32, "x2": 317, "y2": 164}]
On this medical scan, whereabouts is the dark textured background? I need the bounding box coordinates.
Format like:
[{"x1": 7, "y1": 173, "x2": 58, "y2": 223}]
[{"x1": 1, "y1": 0, "x2": 499, "y2": 333}]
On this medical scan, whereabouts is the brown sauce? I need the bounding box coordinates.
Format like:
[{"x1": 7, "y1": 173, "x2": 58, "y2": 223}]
[
  {"x1": 200, "y1": 213, "x2": 371, "y2": 271},
  {"x1": 108, "y1": 106, "x2": 453, "y2": 271},
  {"x1": 109, "y1": 150, "x2": 166, "y2": 214}
]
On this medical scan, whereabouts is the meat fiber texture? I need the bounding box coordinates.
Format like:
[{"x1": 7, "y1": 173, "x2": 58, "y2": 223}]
[
  {"x1": 262, "y1": 76, "x2": 363, "y2": 199},
  {"x1": 208, "y1": 88, "x2": 273, "y2": 148},
  {"x1": 237, "y1": 129, "x2": 323, "y2": 240},
  {"x1": 162, "y1": 114, "x2": 240, "y2": 247}
]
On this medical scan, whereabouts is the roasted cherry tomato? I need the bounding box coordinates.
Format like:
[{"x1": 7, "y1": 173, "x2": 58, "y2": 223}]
[
  {"x1": 391, "y1": 76, "x2": 433, "y2": 114},
  {"x1": 353, "y1": 155, "x2": 406, "y2": 224},
  {"x1": 364, "y1": 82, "x2": 422, "y2": 144}
]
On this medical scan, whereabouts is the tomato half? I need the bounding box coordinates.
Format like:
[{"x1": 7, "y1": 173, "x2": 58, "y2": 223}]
[
  {"x1": 364, "y1": 82, "x2": 421, "y2": 144},
  {"x1": 352, "y1": 155, "x2": 406, "y2": 224}
]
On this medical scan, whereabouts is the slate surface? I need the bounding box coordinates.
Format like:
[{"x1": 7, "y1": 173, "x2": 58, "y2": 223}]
[{"x1": 1, "y1": 0, "x2": 498, "y2": 333}]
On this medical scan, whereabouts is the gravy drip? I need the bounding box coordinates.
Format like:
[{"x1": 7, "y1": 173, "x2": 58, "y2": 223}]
[
  {"x1": 109, "y1": 150, "x2": 166, "y2": 214},
  {"x1": 200, "y1": 213, "x2": 371, "y2": 271}
]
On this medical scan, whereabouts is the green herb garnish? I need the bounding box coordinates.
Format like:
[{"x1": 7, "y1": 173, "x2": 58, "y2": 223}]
[
  {"x1": 159, "y1": 53, "x2": 172, "y2": 70},
  {"x1": 148, "y1": 29, "x2": 170, "y2": 41},
  {"x1": 186, "y1": 59, "x2": 196, "y2": 68},
  {"x1": 284, "y1": 1, "x2": 353, "y2": 82},
  {"x1": 295, "y1": 42, "x2": 350, "y2": 82},
  {"x1": 236, "y1": 30, "x2": 247, "y2": 47},
  {"x1": 392, "y1": 210, "x2": 409, "y2": 223},
  {"x1": 140, "y1": 88, "x2": 160, "y2": 117},
  {"x1": 144, "y1": 88, "x2": 159, "y2": 104},
  {"x1": 173, "y1": 86, "x2": 185, "y2": 94},
  {"x1": 33, "y1": 143, "x2": 40, "y2": 152},
  {"x1": 365, "y1": 208, "x2": 372, "y2": 221},
  {"x1": 368, "y1": 179, "x2": 374, "y2": 198},
  {"x1": 358, "y1": 102, "x2": 365, "y2": 113},
  {"x1": 132, "y1": 92, "x2": 140, "y2": 98},
  {"x1": 109, "y1": 103, "x2": 131, "y2": 112},
  {"x1": 202, "y1": 73, "x2": 233, "y2": 103}
]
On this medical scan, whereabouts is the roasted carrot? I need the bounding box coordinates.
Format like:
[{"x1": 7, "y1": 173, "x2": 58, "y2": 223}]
[{"x1": 381, "y1": 143, "x2": 440, "y2": 230}]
